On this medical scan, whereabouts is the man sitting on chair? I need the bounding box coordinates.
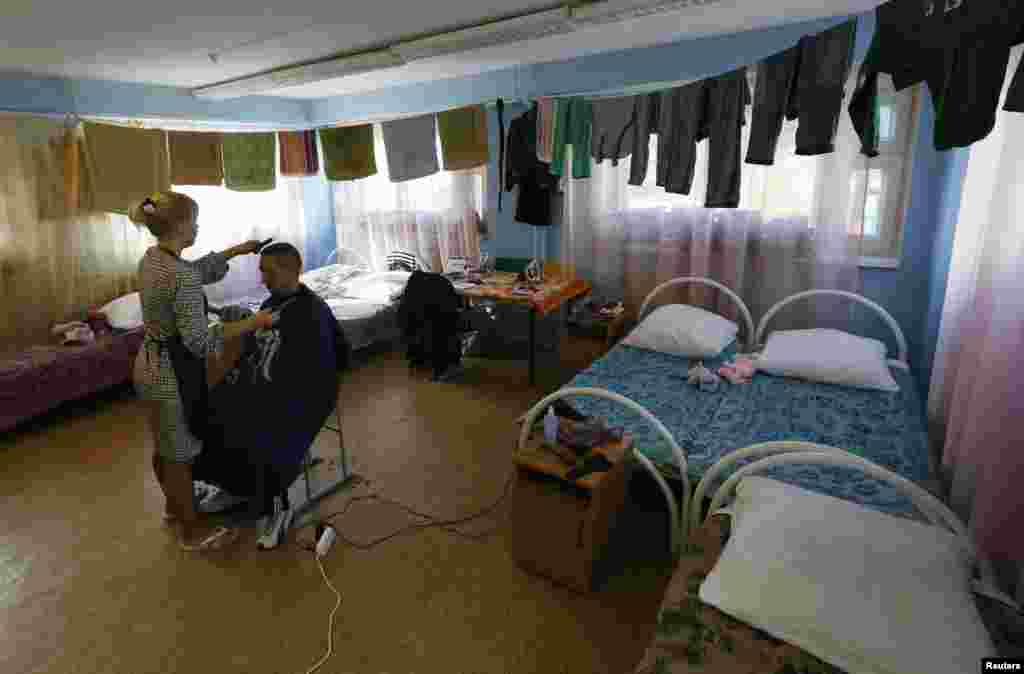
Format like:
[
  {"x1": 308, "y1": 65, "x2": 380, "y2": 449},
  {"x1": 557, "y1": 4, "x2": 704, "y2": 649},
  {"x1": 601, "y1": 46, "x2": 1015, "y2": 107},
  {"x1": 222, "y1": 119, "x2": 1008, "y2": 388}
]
[{"x1": 196, "y1": 242, "x2": 350, "y2": 549}]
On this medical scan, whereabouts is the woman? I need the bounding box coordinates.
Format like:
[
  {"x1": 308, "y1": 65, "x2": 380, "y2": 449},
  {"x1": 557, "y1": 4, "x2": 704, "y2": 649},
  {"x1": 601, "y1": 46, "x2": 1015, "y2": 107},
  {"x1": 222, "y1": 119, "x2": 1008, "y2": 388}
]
[{"x1": 130, "y1": 190, "x2": 274, "y2": 551}]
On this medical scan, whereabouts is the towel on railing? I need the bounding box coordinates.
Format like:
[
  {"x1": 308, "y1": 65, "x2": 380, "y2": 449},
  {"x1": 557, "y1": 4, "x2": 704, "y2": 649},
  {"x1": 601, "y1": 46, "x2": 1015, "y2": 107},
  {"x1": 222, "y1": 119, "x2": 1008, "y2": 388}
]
[
  {"x1": 222, "y1": 133, "x2": 276, "y2": 192},
  {"x1": 278, "y1": 130, "x2": 319, "y2": 177},
  {"x1": 82, "y1": 122, "x2": 170, "y2": 215},
  {"x1": 382, "y1": 114, "x2": 439, "y2": 182},
  {"x1": 437, "y1": 105, "x2": 489, "y2": 171},
  {"x1": 168, "y1": 131, "x2": 224, "y2": 186},
  {"x1": 319, "y1": 125, "x2": 377, "y2": 181}
]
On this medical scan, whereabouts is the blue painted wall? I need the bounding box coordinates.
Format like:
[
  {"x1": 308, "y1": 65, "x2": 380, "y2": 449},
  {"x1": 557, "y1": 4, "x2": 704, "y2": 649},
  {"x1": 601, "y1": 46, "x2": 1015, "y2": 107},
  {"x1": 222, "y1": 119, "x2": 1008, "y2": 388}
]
[
  {"x1": 0, "y1": 72, "x2": 311, "y2": 125},
  {"x1": 859, "y1": 102, "x2": 969, "y2": 395},
  {"x1": 922, "y1": 148, "x2": 969, "y2": 396}
]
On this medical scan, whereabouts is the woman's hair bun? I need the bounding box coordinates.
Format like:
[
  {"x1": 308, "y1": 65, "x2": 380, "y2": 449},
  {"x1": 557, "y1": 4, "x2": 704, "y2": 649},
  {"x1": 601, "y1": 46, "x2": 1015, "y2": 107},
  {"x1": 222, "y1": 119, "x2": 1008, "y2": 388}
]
[{"x1": 129, "y1": 191, "x2": 198, "y2": 237}]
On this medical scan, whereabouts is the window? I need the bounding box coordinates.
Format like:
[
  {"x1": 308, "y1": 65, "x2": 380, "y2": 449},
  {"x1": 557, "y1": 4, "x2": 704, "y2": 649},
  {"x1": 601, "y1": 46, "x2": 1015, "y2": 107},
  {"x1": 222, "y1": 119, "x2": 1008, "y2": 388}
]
[
  {"x1": 172, "y1": 153, "x2": 309, "y2": 304},
  {"x1": 331, "y1": 124, "x2": 485, "y2": 272},
  {"x1": 619, "y1": 71, "x2": 920, "y2": 267}
]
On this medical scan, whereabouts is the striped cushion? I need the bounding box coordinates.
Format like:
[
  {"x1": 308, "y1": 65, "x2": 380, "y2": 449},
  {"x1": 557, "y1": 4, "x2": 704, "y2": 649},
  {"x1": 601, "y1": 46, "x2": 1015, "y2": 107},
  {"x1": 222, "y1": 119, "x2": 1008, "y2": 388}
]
[{"x1": 385, "y1": 251, "x2": 422, "y2": 272}]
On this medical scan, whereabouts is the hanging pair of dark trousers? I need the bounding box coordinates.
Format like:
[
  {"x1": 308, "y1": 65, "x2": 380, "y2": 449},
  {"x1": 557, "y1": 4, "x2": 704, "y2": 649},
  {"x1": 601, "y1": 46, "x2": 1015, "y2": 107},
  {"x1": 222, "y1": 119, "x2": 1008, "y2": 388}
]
[
  {"x1": 656, "y1": 68, "x2": 749, "y2": 208},
  {"x1": 747, "y1": 19, "x2": 858, "y2": 164}
]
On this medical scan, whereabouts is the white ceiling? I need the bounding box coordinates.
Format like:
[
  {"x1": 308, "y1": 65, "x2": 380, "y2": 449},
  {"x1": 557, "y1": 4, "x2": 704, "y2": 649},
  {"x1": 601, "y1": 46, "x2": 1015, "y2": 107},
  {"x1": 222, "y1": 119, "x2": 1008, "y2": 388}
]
[{"x1": 0, "y1": 0, "x2": 880, "y2": 99}]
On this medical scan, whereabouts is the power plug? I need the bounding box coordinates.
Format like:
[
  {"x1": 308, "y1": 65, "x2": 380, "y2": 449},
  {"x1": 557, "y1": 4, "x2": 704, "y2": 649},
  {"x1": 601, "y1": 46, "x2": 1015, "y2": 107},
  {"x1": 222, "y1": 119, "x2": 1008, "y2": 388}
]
[{"x1": 316, "y1": 526, "x2": 337, "y2": 558}]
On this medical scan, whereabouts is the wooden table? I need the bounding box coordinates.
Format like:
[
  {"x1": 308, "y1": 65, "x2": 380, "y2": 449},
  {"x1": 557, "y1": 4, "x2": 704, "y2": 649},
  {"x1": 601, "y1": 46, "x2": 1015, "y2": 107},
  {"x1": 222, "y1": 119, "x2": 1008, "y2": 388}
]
[{"x1": 455, "y1": 273, "x2": 592, "y2": 385}]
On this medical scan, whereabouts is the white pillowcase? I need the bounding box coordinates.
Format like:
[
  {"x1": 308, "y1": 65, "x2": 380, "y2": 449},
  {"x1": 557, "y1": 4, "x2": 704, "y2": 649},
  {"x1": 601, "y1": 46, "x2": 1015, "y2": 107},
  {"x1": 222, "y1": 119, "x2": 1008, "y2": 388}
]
[
  {"x1": 100, "y1": 292, "x2": 143, "y2": 330},
  {"x1": 344, "y1": 272, "x2": 410, "y2": 302},
  {"x1": 757, "y1": 328, "x2": 899, "y2": 392},
  {"x1": 700, "y1": 476, "x2": 992, "y2": 674},
  {"x1": 623, "y1": 304, "x2": 738, "y2": 358}
]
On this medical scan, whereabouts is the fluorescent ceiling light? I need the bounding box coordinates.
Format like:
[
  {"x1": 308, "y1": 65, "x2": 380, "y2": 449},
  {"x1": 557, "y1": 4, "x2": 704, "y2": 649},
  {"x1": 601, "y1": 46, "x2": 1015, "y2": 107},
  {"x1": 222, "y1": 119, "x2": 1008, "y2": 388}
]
[
  {"x1": 569, "y1": 0, "x2": 725, "y2": 27},
  {"x1": 192, "y1": 49, "x2": 405, "y2": 100},
  {"x1": 393, "y1": 8, "x2": 573, "y2": 62}
]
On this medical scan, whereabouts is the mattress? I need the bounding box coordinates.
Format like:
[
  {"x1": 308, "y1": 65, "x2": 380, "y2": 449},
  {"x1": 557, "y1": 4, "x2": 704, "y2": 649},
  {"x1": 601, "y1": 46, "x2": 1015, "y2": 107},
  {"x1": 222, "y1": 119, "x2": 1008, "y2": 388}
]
[
  {"x1": 564, "y1": 343, "x2": 932, "y2": 518},
  {"x1": 0, "y1": 328, "x2": 145, "y2": 432}
]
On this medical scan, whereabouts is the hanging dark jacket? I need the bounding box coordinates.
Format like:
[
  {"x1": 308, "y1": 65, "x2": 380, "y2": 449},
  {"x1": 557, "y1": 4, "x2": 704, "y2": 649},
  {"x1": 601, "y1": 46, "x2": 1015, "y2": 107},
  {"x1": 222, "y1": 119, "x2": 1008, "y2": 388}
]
[{"x1": 505, "y1": 104, "x2": 558, "y2": 227}]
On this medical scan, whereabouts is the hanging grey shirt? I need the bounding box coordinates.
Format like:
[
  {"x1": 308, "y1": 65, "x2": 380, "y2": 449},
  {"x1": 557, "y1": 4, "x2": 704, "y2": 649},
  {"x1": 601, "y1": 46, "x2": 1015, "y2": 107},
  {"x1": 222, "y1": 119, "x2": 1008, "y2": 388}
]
[
  {"x1": 381, "y1": 114, "x2": 440, "y2": 183},
  {"x1": 590, "y1": 97, "x2": 636, "y2": 165}
]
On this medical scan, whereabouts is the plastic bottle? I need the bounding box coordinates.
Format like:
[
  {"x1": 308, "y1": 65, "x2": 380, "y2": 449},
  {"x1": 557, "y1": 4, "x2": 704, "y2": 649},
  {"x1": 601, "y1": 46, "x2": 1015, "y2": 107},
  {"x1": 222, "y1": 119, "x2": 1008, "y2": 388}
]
[{"x1": 544, "y1": 406, "x2": 558, "y2": 446}]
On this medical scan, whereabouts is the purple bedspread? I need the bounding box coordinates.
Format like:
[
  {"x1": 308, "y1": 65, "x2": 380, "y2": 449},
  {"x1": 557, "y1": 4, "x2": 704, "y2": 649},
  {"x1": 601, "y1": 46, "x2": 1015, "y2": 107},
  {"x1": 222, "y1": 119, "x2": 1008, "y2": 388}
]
[{"x1": 0, "y1": 328, "x2": 145, "y2": 432}]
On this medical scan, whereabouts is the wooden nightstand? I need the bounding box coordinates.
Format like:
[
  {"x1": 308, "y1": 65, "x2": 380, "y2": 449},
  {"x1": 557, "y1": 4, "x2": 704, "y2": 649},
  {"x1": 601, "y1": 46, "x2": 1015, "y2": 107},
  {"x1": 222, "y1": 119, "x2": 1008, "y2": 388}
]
[{"x1": 508, "y1": 434, "x2": 633, "y2": 593}]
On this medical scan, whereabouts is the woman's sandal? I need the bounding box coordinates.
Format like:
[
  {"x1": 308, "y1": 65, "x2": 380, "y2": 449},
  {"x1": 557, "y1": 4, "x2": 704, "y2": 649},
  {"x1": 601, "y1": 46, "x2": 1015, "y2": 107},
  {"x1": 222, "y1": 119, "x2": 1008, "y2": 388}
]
[{"x1": 179, "y1": 526, "x2": 240, "y2": 552}]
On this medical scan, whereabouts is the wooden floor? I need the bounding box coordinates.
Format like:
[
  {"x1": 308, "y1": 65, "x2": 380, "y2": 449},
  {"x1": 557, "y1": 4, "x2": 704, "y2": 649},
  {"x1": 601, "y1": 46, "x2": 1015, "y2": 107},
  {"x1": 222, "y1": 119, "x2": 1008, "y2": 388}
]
[{"x1": 0, "y1": 337, "x2": 674, "y2": 674}]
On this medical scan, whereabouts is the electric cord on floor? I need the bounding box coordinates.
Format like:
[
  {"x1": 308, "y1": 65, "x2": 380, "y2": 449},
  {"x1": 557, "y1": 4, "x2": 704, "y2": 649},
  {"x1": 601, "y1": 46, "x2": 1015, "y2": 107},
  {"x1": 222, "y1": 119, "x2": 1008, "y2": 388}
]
[
  {"x1": 290, "y1": 469, "x2": 515, "y2": 552},
  {"x1": 304, "y1": 553, "x2": 342, "y2": 674},
  {"x1": 290, "y1": 471, "x2": 515, "y2": 673}
]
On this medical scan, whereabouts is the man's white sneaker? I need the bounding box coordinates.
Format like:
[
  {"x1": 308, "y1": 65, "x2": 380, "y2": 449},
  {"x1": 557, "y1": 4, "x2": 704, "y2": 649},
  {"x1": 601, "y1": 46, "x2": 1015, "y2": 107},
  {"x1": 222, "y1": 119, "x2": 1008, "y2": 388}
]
[{"x1": 198, "y1": 487, "x2": 249, "y2": 514}]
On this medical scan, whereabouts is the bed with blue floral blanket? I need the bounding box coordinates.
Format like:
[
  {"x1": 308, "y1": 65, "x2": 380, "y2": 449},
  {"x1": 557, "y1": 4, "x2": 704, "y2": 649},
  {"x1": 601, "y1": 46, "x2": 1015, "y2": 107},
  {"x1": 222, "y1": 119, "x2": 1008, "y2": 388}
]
[{"x1": 564, "y1": 343, "x2": 932, "y2": 518}]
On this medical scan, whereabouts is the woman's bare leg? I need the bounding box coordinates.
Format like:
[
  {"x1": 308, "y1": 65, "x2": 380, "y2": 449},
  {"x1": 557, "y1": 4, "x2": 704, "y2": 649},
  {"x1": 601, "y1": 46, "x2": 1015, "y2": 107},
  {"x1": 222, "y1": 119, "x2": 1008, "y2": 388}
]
[{"x1": 163, "y1": 461, "x2": 232, "y2": 547}]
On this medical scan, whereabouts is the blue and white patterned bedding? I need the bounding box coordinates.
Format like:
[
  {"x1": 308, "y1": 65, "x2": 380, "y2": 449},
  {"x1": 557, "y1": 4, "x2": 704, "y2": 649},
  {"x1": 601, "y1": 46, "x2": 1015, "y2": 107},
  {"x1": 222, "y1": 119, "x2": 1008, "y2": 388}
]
[{"x1": 564, "y1": 344, "x2": 933, "y2": 518}]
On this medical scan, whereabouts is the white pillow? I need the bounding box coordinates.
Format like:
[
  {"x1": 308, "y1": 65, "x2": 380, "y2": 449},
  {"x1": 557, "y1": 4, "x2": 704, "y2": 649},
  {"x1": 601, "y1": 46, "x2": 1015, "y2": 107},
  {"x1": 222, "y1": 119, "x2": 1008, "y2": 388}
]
[
  {"x1": 757, "y1": 328, "x2": 899, "y2": 392},
  {"x1": 700, "y1": 476, "x2": 993, "y2": 674},
  {"x1": 100, "y1": 292, "x2": 143, "y2": 330},
  {"x1": 344, "y1": 273, "x2": 410, "y2": 302},
  {"x1": 623, "y1": 304, "x2": 738, "y2": 358}
]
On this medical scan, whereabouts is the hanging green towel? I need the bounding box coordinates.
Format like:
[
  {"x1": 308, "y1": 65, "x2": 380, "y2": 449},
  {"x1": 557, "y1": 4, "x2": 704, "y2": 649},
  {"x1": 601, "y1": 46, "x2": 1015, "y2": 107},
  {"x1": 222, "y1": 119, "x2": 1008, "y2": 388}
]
[
  {"x1": 222, "y1": 133, "x2": 276, "y2": 192},
  {"x1": 551, "y1": 98, "x2": 592, "y2": 179},
  {"x1": 437, "y1": 105, "x2": 489, "y2": 171},
  {"x1": 319, "y1": 125, "x2": 377, "y2": 181}
]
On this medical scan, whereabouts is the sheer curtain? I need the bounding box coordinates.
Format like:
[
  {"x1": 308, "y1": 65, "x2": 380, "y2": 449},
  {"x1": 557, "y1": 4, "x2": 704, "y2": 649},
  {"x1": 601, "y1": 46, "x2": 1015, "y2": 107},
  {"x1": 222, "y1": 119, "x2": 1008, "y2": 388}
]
[
  {"x1": 562, "y1": 77, "x2": 907, "y2": 330},
  {"x1": 332, "y1": 124, "x2": 483, "y2": 273},
  {"x1": 928, "y1": 46, "x2": 1024, "y2": 598}
]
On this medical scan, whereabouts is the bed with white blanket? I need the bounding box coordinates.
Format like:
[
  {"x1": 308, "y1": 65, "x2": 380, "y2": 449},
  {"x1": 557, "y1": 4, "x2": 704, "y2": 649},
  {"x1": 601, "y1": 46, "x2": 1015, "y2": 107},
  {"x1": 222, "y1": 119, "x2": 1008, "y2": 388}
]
[{"x1": 226, "y1": 253, "x2": 415, "y2": 352}]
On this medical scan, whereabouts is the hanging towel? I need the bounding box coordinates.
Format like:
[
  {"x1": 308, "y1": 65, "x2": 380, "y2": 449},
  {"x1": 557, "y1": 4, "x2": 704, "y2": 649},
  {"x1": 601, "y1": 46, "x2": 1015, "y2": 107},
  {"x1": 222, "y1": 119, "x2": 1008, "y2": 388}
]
[
  {"x1": 168, "y1": 131, "x2": 223, "y2": 186},
  {"x1": 591, "y1": 96, "x2": 636, "y2": 165},
  {"x1": 83, "y1": 122, "x2": 170, "y2": 215},
  {"x1": 550, "y1": 98, "x2": 593, "y2": 179},
  {"x1": 381, "y1": 114, "x2": 439, "y2": 182},
  {"x1": 535, "y1": 98, "x2": 555, "y2": 163},
  {"x1": 549, "y1": 98, "x2": 570, "y2": 177},
  {"x1": 437, "y1": 105, "x2": 489, "y2": 171},
  {"x1": 278, "y1": 130, "x2": 319, "y2": 177},
  {"x1": 222, "y1": 133, "x2": 276, "y2": 192},
  {"x1": 15, "y1": 116, "x2": 63, "y2": 147},
  {"x1": 319, "y1": 125, "x2": 377, "y2": 181}
]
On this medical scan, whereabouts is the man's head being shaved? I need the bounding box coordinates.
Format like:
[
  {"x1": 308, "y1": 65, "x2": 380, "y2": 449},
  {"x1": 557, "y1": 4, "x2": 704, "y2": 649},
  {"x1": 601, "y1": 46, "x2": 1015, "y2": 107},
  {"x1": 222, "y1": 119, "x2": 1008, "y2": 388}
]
[{"x1": 259, "y1": 242, "x2": 303, "y2": 295}]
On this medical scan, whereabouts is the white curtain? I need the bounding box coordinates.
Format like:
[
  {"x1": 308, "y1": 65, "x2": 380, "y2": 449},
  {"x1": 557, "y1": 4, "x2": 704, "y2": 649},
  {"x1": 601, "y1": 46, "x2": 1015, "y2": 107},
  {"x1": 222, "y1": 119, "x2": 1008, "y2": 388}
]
[
  {"x1": 332, "y1": 124, "x2": 483, "y2": 273},
  {"x1": 927, "y1": 46, "x2": 1024, "y2": 598},
  {"x1": 562, "y1": 78, "x2": 912, "y2": 330},
  {"x1": 175, "y1": 177, "x2": 308, "y2": 304}
]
